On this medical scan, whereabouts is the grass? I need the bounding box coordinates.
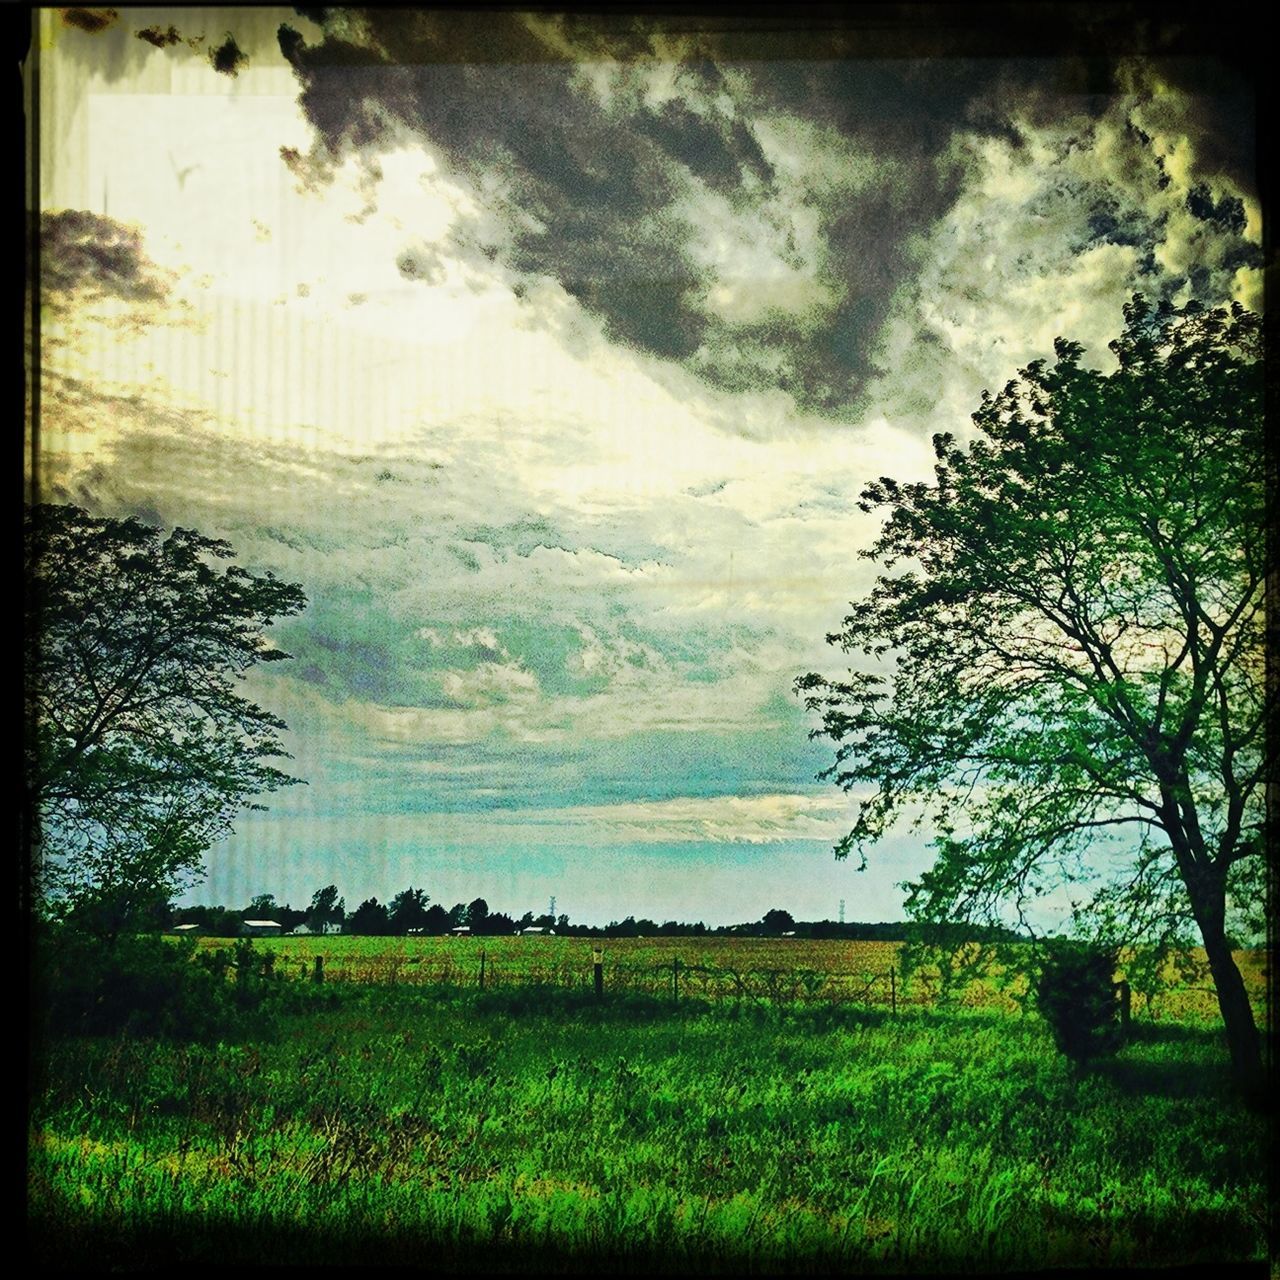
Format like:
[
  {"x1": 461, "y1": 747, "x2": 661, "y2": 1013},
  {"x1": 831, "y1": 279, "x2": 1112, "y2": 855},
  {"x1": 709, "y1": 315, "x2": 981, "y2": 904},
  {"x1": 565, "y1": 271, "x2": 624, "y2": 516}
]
[{"x1": 28, "y1": 979, "x2": 1271, "y2": 1273}]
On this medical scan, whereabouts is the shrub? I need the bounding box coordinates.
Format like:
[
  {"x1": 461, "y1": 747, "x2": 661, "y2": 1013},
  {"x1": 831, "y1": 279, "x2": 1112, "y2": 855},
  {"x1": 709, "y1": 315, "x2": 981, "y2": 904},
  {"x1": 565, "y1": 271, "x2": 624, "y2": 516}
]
[
  {"x1": 35, "y1": 925, "x2": 290, "y2": 1043},
  {"x1": 1032, "y1": 941, "x2": 1123, "y2": 1069}
]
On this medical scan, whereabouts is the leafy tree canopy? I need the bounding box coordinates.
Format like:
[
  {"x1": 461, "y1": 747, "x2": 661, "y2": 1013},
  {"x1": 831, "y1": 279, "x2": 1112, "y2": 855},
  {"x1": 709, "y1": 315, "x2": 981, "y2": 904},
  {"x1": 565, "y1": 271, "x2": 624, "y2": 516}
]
[
  {"x1": 422, "y1": 903, "x2": 450, "y2": 934},
  {"x1": 762, "y1": 908, "x2": 795, "y2": 935},
  {"x1": 347, "y1": 897, "x2": 390, "y2": 936},
  {"x1": 388, "y1": 886, "x2": 431, "y2": 935},
  {"x1": 307, "y1": 884, "x2": 345, "y2": 933},
  {"x1": 797, "y1": 297, "x2": 1269, "y2": 1092},
  {"x1": 24, "y1": 503, "x2": 307, "y2": 939}
]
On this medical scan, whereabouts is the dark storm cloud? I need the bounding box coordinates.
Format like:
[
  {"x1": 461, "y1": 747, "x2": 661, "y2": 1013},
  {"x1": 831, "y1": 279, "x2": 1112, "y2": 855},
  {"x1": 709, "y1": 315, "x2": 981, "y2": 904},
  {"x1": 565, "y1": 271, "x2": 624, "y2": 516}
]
[
  {"x1": 210, "y1": 32, "x2": 248, "y2": 76},
  {"x1": 136, "y1": 25, "x2": 182, "y2": 49},
  {"x1": 61, "y1": 8, "x2": 118, "y2": 35},
  {"x1": 279, "y1": 9, "x2": 1256, "y2": 419},
  {"x1": 40, "y1": 210, "x2": 172, "y2": 305}
]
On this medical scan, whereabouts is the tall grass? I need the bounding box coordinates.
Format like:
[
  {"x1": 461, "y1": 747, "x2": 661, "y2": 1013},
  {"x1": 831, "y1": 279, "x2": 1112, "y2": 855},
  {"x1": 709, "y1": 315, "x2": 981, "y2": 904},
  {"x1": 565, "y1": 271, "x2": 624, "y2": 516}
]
[{"x1": 29, "y1": 985, "x2": 1268, "y2": 1272}]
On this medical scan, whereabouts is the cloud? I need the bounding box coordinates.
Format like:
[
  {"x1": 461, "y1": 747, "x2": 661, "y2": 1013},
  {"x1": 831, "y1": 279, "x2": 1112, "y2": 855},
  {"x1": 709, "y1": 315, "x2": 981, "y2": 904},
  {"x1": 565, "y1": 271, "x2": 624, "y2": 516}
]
[
  {"x1": 275, "y1": 12, "x2": 1259, "y2": 428},
  {"x1": 40, "y1": 210, "x2": 174, "y2": 306},
  {"x1": 270, "y1": 14, "x2": 1010, "y2": 418},
  {"x1": 210, "y1": 33, "x2": 248, "y2": 76},
  {"x1": 857, "y1": 82, "x2": 1262, "y2": 432},
  {"x1": 135, "y1": 24, "x2": 182, "y2": 49},
  {"x1": 61, "y1": 8, "x2": 118, "y2": 35},
  {"x1": 489, "y1": 792, "x2": 849, "y2": 845}
]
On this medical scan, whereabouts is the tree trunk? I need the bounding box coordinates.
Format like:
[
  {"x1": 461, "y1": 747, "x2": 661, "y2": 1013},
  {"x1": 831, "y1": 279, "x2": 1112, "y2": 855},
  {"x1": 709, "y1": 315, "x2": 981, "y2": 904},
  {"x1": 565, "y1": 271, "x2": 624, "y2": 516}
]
[
  {"x1": 1185, "y1": 866, "x2": 1265, "y2": 1103},
  {"x1": 1200, "y1": 925, "x2": 1264, "y2": 1102}
]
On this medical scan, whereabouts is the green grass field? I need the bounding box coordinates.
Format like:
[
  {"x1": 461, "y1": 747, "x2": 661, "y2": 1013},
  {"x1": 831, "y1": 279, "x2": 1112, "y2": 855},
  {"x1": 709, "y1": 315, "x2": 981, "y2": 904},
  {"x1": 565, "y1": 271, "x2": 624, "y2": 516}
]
[{"x1": 28, "y1": 939, "x2": 1271, "y2": 1272}]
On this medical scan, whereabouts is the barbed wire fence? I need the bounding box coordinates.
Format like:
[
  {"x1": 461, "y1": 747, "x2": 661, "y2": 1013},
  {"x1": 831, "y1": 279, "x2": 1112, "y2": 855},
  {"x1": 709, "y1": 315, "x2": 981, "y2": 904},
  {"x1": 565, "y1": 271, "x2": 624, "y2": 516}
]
[{"x1": 281, "y1": 948, "x2": 1236, "y2": 1023}]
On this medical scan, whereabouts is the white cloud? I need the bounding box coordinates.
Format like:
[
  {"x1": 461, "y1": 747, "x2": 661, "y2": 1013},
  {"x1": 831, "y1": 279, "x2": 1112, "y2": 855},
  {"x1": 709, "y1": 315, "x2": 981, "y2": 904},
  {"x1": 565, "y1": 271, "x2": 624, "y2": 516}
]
[{"x1": 509, "y1": 793, "x2": 852, "y2": 844}]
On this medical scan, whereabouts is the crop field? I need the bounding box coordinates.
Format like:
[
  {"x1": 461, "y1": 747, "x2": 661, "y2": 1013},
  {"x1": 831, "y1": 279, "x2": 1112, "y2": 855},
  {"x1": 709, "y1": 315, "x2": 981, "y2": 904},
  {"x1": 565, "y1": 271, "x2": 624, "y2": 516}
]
[{"x1": 199, "y1": 933, "x2": 1270, "y2": 1025}]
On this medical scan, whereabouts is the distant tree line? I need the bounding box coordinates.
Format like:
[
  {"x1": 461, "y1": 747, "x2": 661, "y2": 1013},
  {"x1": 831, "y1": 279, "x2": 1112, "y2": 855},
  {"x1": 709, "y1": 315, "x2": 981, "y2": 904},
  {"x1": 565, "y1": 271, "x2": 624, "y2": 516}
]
[{"x1": 159, "y1": 890, "x2": 1027, "y2": 942}]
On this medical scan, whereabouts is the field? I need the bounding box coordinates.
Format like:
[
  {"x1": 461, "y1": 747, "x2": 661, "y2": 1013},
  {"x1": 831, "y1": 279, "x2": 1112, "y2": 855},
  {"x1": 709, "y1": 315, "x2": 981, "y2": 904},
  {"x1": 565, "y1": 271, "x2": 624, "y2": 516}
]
[
  {"x1": 28, "y1": 936, "x2": 1272, "y2": 1272},
  {"x1": 202, "y1": 933, "x2": 1269, "y2": 1024}
]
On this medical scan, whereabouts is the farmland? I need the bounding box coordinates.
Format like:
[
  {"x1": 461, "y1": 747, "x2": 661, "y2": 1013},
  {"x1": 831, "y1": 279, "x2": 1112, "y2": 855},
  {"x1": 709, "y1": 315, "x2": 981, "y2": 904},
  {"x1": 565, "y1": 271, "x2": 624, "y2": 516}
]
[
  {"x1": 28, "y1": 936, "x2": 1271, "y2": 1272},
  {"x1": 199, "y1": 933, "x2": 1269, "y2": 1025}
]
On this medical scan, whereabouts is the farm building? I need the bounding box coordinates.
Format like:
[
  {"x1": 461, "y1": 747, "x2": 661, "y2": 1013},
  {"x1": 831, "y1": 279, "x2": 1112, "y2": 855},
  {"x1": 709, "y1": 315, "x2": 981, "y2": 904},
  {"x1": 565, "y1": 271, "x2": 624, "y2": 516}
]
[
  {"x1": 450, "y1": 925, "x2": 471, "y2": 935},
  {"x1": 241, "y1": 919, "x2": 283, "y2": 937},
  {"x1": 521, "y1": 926, "x2": 555, "y2": 935},
  {"x1": 170, "y1": 923, "x2": 202, "y2": 936}
]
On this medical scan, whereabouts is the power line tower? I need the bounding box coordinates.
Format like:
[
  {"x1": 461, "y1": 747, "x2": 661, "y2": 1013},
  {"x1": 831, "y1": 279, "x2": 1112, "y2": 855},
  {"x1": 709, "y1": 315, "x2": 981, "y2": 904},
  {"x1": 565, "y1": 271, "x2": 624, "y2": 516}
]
[
  {"x1": 549, "y1": 895, "x2": 556, "y2": 920},
  {"x1": 838, "y1": 898, "x2": 845, "y2": 925}
]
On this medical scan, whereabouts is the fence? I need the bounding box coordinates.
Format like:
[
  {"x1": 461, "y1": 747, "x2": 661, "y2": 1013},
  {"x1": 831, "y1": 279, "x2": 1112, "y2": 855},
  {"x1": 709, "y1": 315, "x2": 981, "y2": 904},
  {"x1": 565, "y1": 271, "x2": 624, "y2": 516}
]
[
  {"x1": 291, "y1": 949, "x2": 1234, "y2": 1025},
  {"x1": 300, "y1": 949, "x2": 1014, "y2": 1014}
]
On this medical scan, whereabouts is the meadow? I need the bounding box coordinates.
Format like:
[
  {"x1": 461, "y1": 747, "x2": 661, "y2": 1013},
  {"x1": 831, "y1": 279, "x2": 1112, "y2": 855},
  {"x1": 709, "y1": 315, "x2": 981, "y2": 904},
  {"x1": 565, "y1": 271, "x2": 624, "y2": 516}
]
[{"x1": 28, "y1": 937, "x2": 1271, "y2": 1272}]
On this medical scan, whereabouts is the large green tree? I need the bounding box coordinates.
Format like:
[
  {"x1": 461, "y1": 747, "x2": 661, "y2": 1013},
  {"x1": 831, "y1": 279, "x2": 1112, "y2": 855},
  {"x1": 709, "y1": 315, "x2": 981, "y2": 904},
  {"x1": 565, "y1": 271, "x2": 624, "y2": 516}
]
[
  {"x1": 388, "y1": 886, "x2": 431, "y2": 935},
  {"x1": 24, "y1": 504, "x2": 307, "y2": 940},
  {"x1": 797, "y1": 298, "x2": 1270, "y2": 1094},
  {"x1": 306, "y1": 884, "x2": 345, "y2": 934}
]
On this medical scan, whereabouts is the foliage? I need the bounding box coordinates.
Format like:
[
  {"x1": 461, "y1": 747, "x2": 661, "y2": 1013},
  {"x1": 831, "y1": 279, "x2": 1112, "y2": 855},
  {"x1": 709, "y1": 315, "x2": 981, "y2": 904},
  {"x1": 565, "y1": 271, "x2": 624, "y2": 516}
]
[
  {"x1": 761, "y1": 908, "x2": 795, "y2": 935},
  {"x1": 387, "y1": 886, "x2": 430, "y2": 934},
  {"x1": 1032, "y1": 941, "x2": 1123, "y2": 1069},
  {"x1": 24, "y1": 504, "x2": 307, "y2": 940},
  {"x1": 247, "y1": 893, "x2": 277, "y2": 917},
  {"x1": 34, "y1": 926, "x2": 311, "y2": 1043},
  {"x1": 348, "y1": 897, "x2": 391, "y2": 936},
  {"x1": 797, "y1": 297, "x2": 1268, "y2": 1089},
  {"x1": 307, "y1": 884, "x2": 345, "y2": 933},
  {"x1": 422, "y1": 903, "x2": 450, "y2": 934},
  {"x1": 172, "y1": 903, "x2": 253, "y2": 937}
]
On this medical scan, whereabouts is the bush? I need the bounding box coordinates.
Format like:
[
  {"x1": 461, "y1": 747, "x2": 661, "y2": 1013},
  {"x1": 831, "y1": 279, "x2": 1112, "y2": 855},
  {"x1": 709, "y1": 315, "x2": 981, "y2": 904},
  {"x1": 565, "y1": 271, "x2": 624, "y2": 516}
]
[
  {"x1": 1032, "y1": 940, "x2": 1123, "y2": 1069},
  {"x1": 35, "y1": 926, "x2": 292, "y2": 1043}
]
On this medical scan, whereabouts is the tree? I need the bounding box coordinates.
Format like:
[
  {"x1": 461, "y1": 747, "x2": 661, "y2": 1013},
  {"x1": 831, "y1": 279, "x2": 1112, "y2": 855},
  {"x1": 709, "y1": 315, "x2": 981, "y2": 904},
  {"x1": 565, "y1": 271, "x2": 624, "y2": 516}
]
[
  {"x1": 761, "y1": 908, "x2": 795, "y2": 936},
  {"x1": 307, "y1": 884, "x2": 345, "y2": 934},
  {"x1": 797, "y1": 298, "x2": 1269, "y2": 1095},
  {"x1": 486, "y1": 911, "x2": 515, "y2": 935},
  {"x1": 422, "y1": 903, "x2": 450, "y2": 935},
  {"x1": 1033, "y1": 941, "x2": 1123, "y2": 1071},
  {"x1": 347, "y1": 897, "x2": 390, "y2": 936},
  {"x1": 466, "y1": 897, "x2": 489, "y2": 935},
  {"x1": 388, "y1": 886, "x2": 430, "y2": 935},
  {"x1": 24, "y1": 504, "x2": 307, "y2": 940},
  {"x1": 245, "y1": 893, "x2": 277, "y2": 919}
]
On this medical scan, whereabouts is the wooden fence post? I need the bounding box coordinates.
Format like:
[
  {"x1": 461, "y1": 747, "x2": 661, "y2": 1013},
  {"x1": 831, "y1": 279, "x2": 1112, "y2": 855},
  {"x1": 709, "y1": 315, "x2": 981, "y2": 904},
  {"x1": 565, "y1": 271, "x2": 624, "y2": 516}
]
[
  {"x1": 890, "y1": 966, "x2": 896, "y2": 1015},
  {"x1": 672, "y1": 956, "x2": 680, "y2": 1003},
  {"x1": 312, "y1": 955, "x2": 324, "y2": 984},
  {"x1": 593, "y1": 947, "x2": 604, "y2": 1000},
  {"x1": 479, "y1": 948, "x2": 486, "y2": 990}
]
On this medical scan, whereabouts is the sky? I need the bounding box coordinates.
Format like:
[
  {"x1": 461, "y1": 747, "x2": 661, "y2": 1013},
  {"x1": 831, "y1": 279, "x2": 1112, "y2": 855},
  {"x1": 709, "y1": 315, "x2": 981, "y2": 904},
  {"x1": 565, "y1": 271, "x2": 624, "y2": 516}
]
[{"x1": 28, "y1": 7, "x2": 1261, "y2": 926}]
